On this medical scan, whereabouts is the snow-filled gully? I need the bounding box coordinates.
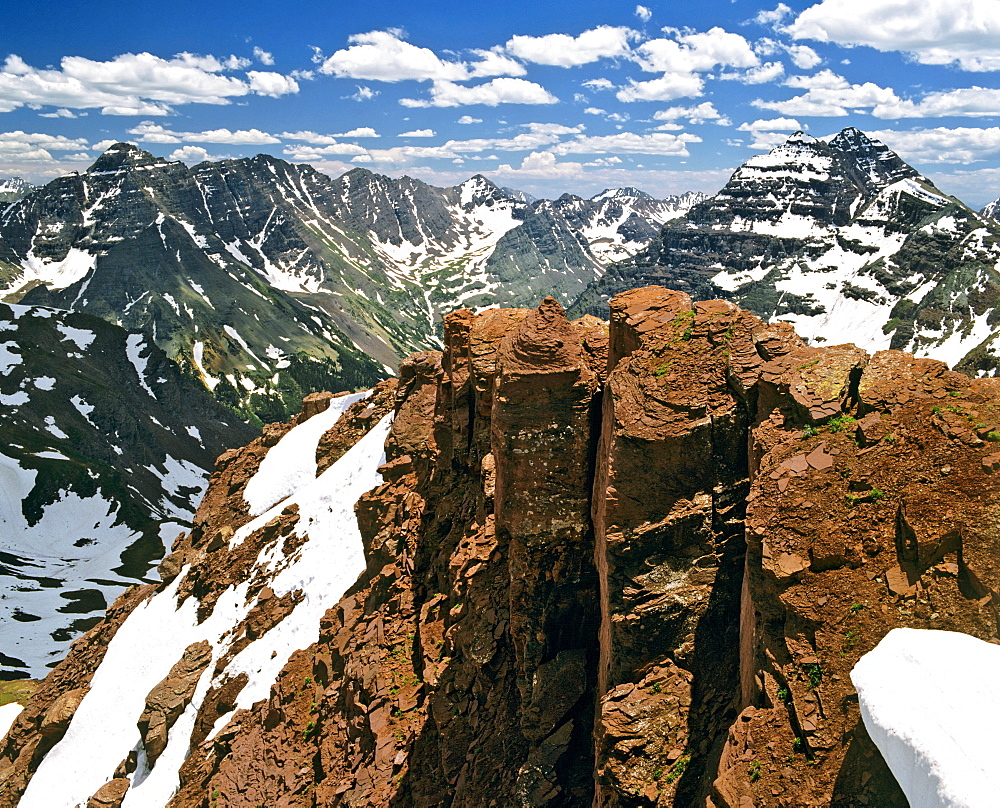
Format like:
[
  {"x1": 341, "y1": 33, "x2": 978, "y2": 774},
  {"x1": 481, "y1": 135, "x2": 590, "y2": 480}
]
[{"x1": 19, "y1": 410, "x2": 394, "y2": 808}]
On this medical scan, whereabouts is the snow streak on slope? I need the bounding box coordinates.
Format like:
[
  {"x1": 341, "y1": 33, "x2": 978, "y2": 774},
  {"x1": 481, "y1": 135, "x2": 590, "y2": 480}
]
[
  {"x1": 852, "y1": 628, "x2": 1000, "y2": 808},
  {"x1": 242, "y1": 390, "x2": 369, "y2": 515},
  {"x1": 20, "y1": 411, "x2": 393, "y2": 808}
]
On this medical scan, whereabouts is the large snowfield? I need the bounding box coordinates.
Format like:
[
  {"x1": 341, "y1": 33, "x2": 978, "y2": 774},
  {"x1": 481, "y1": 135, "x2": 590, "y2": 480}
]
[{"x1": 852, "y1": 627, "x2": 1000, "y2": 808}]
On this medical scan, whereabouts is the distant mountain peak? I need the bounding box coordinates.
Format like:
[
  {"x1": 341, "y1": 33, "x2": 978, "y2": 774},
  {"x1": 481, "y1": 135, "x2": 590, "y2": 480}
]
[
  {"x1": 591, "y1": 187, "x2": 655, "y2": 202},
  {"x1": 87, "y1": 142, "x2": 165, "y2": 173}
]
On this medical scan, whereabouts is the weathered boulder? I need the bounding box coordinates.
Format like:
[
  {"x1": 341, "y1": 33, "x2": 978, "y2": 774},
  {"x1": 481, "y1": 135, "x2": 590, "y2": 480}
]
[{"x1": 136, "y1": 641, "x2": 212, "y2": 765}]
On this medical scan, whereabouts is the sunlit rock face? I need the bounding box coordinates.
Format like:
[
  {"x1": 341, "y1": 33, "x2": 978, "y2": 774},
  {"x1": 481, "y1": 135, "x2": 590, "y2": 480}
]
[{"x1": 4, "y1": 287, "x2": 999, "y2": 808}]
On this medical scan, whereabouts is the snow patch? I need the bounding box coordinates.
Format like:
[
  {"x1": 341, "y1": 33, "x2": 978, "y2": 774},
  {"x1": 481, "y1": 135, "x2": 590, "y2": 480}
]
[
  {"x1": 20, "y1": 414, "x2": 393, "y2": 807},
  {"x1": 55, "y1": 323, "x2": 96, "y2": 350},
  {"x1": 852, "y1": 628, "x2": 1000, "y2": 808},
  {"x1": 126, "y1": 334, "x2": 156, "y2": 397},
  {"x1": 243, "y1": 390, "x2": 370, "y2": 516}
]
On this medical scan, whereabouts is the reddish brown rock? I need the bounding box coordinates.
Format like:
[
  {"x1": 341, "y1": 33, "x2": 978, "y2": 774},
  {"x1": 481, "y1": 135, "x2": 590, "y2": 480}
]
[
  {"x1": 137, "y1": 641, "x2": 212, "y2": 765},
  {"x1": 9, "y1": 287, "x2": 1000, "y2": 808},
  {"x1": 86, "y1": 777, "x2": 129, "y2": 808}
]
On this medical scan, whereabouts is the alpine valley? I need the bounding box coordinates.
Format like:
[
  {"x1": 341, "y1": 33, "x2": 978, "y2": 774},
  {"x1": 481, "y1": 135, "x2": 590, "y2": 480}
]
[{"x1": 0, "y1": 128, "x2": 998, "y2": 807}]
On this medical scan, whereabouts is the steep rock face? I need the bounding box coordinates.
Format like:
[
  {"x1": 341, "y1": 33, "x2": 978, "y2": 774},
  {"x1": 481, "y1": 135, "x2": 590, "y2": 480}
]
[
  {"x1": 5, "y1": 287, "x2": 999, "y2": 808},
  {"x1": 571, "y1": 130, "x2": 1000, "y2": 376}
]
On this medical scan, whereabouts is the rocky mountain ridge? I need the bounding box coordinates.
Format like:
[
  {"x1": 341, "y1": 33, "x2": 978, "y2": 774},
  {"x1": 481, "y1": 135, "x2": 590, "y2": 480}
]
[
  {"x1": 0, "y1": 146, "x2": 695, "y2": 421},
  {"x1": 571, "y1": 128, "x2": 1000, "y2": 377},
  {"x1": 3, "y1": 287, "x2": 997, "y2": 807}
]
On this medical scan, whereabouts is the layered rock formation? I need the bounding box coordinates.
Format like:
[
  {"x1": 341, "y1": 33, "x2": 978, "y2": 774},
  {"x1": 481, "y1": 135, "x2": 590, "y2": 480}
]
[{"x1": 3, "y1": 288, "x2": 998, "y2": 807}]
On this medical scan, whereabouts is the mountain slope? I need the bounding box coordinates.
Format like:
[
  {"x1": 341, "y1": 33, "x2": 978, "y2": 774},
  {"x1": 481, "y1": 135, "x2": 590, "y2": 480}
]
[
  {"x1": 0, "y1": 302, "x2": 254, "y2": 677},
  {"x1": 0, "y1": 145, "x2": 387, "y2": 423},
  {"x1": 0, "y1": 178, "x2": 33, "y2": 204},
  {"x1": 570, "y1": 129, "x2": 1000, "y2": 375},
  {"x1": 0, "y1": 147, "x2": 696, "y2": 420}
]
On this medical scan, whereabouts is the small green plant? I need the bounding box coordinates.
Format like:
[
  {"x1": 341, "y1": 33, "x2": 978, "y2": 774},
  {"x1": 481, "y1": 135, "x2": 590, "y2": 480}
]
[
  {"x1": 846, "y1": 489, "x2": 882, "y2": 507},
  {"x1": 777, "y1": 687, "x2": 791, "y2": 703},
  {"x1": 987, "y1": 431, "x2": 1000, "y2": 442},
  {"x1": 664, "y1": 756, "x2": 690, "y2": 784},
  {"x1": 303, "y1": 675, "x2": 313, "y2": 686},
  {"x1": 884, "y1": 433, "x2": 896, "y2": 443},
  {"x1": 654, "y1": 364, "x2": 670, "y2": 378},
  {"x1": 803, "y1": 663, "x2": 823, "y2": 690},
  {"x1": 948, "y1": 390, "x2": 962, "y2": 397},
  {"x1": 827, "y1": 414, "x2": 857, "y2": 433},
  {"x1": 389, "y1": 686, "x2": 400, "y2": 696},
  {"x1": 802, "y1": 424, "x2": 820, "y2": 439},
  {"x1": 932, "y1": 405, "x2": 943, "y2": 414},
  {"x1": 850, "y1": 603, "x2": 865, "y2": 613},
  {"x1": 748, "y1": 761, "x2": 762, "y2": 783},
  {"x1": 302, "y1": 720, "x2": 317, "y2": 740},
  {"x1": 798, "y1": 359, "x2": 821, "y2": 370},
  {"x1": 650, "y1": 681, "x2": 662, "y2": 694},
  {"x1": 653, "y1": 767, "x2": 663, "y2": 781}
]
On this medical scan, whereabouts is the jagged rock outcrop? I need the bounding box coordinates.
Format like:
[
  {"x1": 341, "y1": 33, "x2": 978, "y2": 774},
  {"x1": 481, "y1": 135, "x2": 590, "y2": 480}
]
[{"x1": 3, "y1": 287, "x2": 998, "y2": 807}]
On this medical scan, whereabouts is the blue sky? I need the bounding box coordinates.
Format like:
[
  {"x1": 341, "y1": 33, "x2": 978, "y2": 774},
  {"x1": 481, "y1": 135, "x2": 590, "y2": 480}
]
[{"x1": 2, "y1": 0, "x2": 1000, "y2": 205}]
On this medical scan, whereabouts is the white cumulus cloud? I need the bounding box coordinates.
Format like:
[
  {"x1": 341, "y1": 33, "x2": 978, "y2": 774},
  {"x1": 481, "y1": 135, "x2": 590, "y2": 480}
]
[
  {"x1": 873, "y1": 87, "x2": 1000, "y2": 119},
  {"x1": 550, "y1": 131, "x2": 701, "y2": 156},
  {"x1": 168, "y1": 145, "x2": 219, "y2": 163},
  {"x1": 654, "y1": 101, "x2": 730, "y2": 125},
  {"x1": 0, "y1": 51, "x2": 269, "y2": 115},
  {"x1": 320, "y1": 30, "x2": 471, "y2": 82},
  {"x1": 399, "y1": 128, "x2": 436, "y2": 137},
  {"x1": 128, "y1": 123, "x2": 281, "y2": 145},
  {"x1": 868, "y1": 126, "x2": 1000, "y2": 163},
  {"x1": 633, "y1": 27, "x2": 758, "y2": 74},
  {"x1": 616, "y1": 74, "x2": 704, "y2": 102},
  {"x1": 506, "y1": 26, "x2": 637, "y2": 67},
  {"x1": 494, "y1": 151, "x2": 585, "y2": 179},
  {"x1": 247, "y1": 71, "x2": 299, "y2": 97},
  {"x1": 753, "y1": 69, "x2": 898, "y2": 116},
  {"x1": 252, "y1": 47, "x2": 275, "y2": 66},
  {"x1": 635, "y1": 5, "x2": 653, "y2": 22},
  {"x1": 400, "y1": 78, "x2": 558, "y2": 108},
  {"x1": 789, "y1": 0, "x2": 1000, "y2": 72}
]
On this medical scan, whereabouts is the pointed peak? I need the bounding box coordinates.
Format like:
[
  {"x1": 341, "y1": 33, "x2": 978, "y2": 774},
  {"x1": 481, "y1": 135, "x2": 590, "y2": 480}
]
[
  {"x1": 88, "y1": 142, "x2": 162, "y2": 173},
  {"x1": 785, "y1": 131, "x2": 819, "y2": 146}
]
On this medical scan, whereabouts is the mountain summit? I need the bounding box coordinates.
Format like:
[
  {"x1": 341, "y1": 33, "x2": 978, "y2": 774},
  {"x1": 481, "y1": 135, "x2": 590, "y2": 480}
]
[{"x1": 571, "y1": 127, "x2": 1000, "y2": 375}]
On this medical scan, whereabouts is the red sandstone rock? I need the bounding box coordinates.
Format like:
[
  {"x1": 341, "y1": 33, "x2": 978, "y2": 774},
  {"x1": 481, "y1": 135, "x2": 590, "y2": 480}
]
[{"x1": 7, "y1": 287, "x2": 1000, "y2": 808}]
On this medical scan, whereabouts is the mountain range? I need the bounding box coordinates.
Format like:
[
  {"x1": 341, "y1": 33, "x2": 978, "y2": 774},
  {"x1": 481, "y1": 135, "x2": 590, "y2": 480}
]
[
  {"x1": 0, "y1": 126, "x2": 998, "y2": 678},
  {"x1": 570, "y1": 128, "x2": 1000, "y2": 377},
  {"x1": 0, "y1": 146, "x2": 700, "y2": 421}
]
